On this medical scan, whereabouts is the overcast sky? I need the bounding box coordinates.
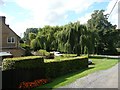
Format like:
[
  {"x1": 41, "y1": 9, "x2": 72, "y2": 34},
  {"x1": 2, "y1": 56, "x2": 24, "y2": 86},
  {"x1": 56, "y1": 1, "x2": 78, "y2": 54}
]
[{"x1": 0, "y1": 0, "x2": 119, "y2": 37}]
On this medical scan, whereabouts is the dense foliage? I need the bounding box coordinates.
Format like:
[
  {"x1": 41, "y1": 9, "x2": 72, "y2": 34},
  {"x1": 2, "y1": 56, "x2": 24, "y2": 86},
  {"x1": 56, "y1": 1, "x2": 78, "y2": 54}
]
[{"x1": 22, "y1": 10, "x2": 120, "y2": 55}]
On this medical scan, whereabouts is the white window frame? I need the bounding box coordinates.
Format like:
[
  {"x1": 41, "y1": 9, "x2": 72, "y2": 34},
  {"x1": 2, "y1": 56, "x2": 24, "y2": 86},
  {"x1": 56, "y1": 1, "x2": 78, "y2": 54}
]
[{"x1": 7, "y1": 37, "x2": 15, "y2": 43}]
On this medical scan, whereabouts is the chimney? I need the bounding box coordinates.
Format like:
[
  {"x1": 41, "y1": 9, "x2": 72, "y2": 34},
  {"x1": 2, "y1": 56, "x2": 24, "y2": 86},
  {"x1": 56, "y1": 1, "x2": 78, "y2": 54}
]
[
  {"x1": 7, "y1": 24, "x2": 9, "y2": 27},
  {"x1": 0, "y1": 16, "x2": 6, "y2": 23}
]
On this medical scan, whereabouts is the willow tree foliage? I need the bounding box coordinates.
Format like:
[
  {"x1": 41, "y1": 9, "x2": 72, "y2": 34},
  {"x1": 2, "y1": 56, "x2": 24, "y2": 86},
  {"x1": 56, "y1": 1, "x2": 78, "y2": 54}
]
[{"x1": 29, "y1": 33, "x2": 36, "y2": 41}]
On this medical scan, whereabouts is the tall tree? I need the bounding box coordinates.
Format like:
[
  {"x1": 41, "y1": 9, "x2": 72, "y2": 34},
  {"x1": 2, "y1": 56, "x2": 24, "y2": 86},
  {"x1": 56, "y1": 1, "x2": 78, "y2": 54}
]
[{"x1": 87, "y1": 10, "x2": 117, "y2": 55}]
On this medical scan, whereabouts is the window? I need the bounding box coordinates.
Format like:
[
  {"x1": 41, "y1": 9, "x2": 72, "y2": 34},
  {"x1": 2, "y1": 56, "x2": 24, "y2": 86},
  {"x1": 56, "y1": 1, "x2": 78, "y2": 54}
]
[{"x1": 7, "y1": 37, "x2": 15, "y2": 43}]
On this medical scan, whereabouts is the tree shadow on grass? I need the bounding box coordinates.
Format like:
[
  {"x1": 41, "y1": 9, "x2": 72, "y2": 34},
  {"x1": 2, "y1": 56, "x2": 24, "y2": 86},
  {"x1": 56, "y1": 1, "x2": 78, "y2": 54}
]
[{"x1": 33, "y1": 67, "x2": 94, "y2": 90}]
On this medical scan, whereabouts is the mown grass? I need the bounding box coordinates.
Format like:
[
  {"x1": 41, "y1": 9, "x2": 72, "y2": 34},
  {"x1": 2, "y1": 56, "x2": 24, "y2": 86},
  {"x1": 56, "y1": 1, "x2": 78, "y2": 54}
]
[{"x1": 34, "y1": 57, "x2": 119, "y2": 90}]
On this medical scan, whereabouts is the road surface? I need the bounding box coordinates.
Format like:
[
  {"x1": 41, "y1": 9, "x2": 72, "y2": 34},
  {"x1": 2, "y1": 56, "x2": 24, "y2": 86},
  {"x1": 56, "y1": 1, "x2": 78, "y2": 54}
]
[{"x1": 59, "y1": 63, "x2": 120, "y2": 88}]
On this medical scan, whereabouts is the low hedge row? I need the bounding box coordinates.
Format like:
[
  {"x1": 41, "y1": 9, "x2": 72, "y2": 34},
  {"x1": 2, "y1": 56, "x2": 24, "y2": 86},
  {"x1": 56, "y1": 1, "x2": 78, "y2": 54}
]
[
  {"x1": 45, "y1": 57, "x2": 88, "y2": 78},
  {"x1": 2, "y1": 56, "x2": 44, "y2": 71}
]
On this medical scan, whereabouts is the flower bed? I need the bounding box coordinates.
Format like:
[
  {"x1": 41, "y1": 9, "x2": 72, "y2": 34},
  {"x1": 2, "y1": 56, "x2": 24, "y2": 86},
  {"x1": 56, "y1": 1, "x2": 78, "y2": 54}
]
[{"x1": 18, "y1": 79, "x2": 48, "y2": 89}]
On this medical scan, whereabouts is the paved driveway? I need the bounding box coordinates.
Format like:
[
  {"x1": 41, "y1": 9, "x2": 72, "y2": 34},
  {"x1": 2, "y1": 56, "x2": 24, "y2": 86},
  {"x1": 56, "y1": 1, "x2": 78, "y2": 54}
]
[{"x1": 59, "y1": 63, "x2": 119, "y2": 88}]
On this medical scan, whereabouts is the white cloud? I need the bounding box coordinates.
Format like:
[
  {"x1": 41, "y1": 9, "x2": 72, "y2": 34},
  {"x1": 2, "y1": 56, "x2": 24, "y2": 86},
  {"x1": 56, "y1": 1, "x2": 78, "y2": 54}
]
[
  {"x1": 1, "y1": 0, "x2": 115, "y2": 37},
  {"x1": 11, "y1": 20, "x2": 35, "y2": 37},
  {"x1": 14, "y1": 0, "x2": 103, "y2": 25}
]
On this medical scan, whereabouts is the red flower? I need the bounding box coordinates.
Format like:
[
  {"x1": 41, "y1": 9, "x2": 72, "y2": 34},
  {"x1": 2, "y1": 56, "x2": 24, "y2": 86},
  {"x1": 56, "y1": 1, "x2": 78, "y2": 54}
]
[{"x1": 18, "y1": 79, "x2": 49, "y2": 89}]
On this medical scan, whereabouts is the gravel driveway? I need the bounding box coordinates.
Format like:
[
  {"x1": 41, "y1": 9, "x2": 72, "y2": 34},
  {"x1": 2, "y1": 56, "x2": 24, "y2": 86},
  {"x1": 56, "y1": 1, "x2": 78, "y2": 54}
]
[{"x1": 58, "y1": 63, "x2": 119, "y2": 88}]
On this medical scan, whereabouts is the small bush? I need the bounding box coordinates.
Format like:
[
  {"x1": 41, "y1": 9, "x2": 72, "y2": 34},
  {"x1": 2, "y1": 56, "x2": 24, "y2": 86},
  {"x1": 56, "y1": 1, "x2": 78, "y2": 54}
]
[
  {"x1": 38, "y1": 50, "x2": 50, "y2": 56},
  {"x1": 20, "y1": 43, "x2": 32, "y2": 56},
  {"x1": 34, "y1": 50, "x2": 54, "y2": 59}
]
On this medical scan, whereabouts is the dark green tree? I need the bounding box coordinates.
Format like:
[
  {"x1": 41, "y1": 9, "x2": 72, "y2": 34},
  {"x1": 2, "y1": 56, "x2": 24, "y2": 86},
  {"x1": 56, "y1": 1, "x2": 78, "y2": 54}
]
[{"x1": 87, "y1": 10, "x2": 117, "y2": 55}]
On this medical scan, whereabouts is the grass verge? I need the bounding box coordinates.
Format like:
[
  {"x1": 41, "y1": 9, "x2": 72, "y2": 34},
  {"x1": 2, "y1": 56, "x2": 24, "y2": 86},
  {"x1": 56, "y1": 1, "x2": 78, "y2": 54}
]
[{"x1": 34, "y1": 58, "x2": 119, "y2": 90}]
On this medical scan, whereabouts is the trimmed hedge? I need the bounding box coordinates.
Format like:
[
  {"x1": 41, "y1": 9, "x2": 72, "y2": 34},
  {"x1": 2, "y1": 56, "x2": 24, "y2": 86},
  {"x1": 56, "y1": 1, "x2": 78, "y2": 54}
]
[
  {"x1": 2, "y1": 56, "x2": 45, "y2": 89},
  {"x1": 45, "y1": 57, "x2": 88, "y2": 78},
  {"x1": 2, "y1": 56, "x2": 44, "y2": 71}
]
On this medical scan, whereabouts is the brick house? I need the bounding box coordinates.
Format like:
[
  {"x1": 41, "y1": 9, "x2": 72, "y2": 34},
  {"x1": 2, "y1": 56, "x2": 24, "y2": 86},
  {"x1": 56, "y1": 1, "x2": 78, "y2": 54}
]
[{"x1": 0, "y1": 16, "x2": 25, "y2": 57}]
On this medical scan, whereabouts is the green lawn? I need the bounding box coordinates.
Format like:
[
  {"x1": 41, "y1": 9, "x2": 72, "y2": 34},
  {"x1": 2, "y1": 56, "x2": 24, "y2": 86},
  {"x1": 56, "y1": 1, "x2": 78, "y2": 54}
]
[{"x1": 34, "y1": 57, "x2": 119, "y2": 90}]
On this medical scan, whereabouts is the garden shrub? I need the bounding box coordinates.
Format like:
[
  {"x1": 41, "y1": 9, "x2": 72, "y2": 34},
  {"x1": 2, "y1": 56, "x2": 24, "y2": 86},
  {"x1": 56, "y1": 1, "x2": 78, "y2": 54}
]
[
  {"x1": 38, "y1": 49, "x2": 50, "y2": 56},
  {"x1": 20, "y1": 43, "x2": 32, "y2": 56},
  {"x1": 35, "y1": 49, "x2": 54, "y2": 59}
]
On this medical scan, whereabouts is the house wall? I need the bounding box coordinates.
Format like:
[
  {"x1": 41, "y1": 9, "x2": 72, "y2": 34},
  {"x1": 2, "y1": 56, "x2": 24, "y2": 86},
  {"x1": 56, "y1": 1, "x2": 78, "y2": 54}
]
[
  {"x1": 2, "y1": 22, "x2": 19, "y2": 48},
  {"x1": 0, "y1": 16, "x2": 25, "y2": 57}
]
